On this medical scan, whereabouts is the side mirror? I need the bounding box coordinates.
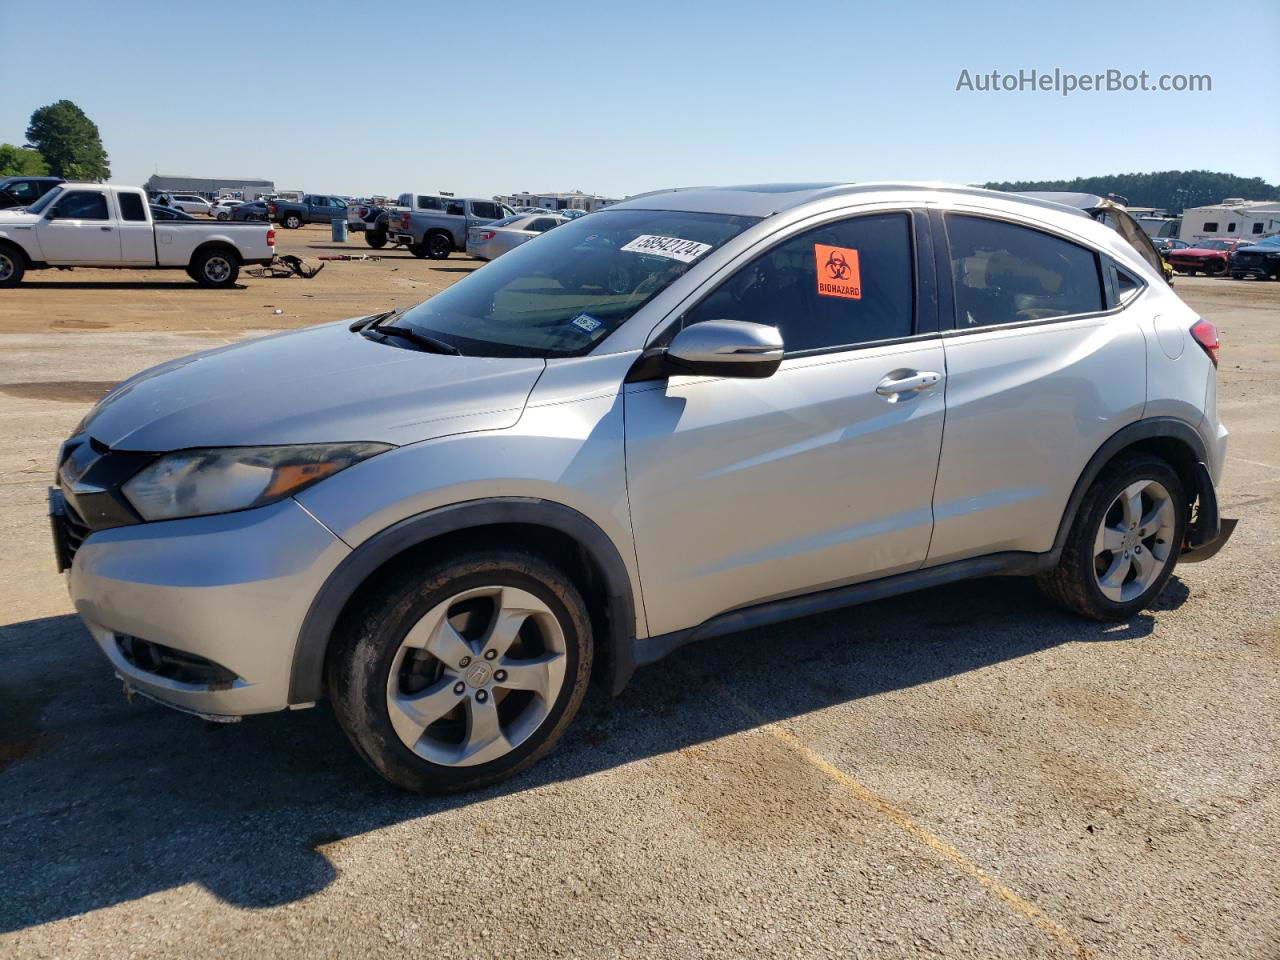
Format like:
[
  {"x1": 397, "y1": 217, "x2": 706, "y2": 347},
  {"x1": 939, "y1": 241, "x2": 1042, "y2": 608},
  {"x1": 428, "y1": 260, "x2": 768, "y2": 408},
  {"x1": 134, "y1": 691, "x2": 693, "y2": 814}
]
[{"x1": 659, "y1": 319, "x2": 784, "y2": 379}]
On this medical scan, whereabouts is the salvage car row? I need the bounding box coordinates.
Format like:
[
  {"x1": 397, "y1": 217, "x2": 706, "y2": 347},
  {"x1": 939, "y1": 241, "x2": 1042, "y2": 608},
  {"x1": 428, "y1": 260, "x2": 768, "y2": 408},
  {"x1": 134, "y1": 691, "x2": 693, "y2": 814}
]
[{"x1": 1154, "y1": 235, "x2": 1280, "y2": 279}]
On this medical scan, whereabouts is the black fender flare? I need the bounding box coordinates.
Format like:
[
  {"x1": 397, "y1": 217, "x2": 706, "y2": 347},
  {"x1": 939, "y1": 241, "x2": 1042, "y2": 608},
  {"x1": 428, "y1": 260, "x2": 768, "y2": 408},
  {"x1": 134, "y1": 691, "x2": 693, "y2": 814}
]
[
  {"x1": 288, "y1": 498, "x2": 638, "y2": 705},
  {"x1": 1051, "y1": 416, "x2": 1212, "y2": 555}
]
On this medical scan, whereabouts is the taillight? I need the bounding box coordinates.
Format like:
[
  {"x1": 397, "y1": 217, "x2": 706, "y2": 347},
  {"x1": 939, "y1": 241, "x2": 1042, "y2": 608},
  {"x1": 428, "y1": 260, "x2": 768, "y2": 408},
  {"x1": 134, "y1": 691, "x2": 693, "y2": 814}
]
[
  {"x1": 358, "y1": 206, "x2": 369, "y2": 217},
  {"x1": 475, "y1": 230, "x2": 495, "y2": 242},
  {"x1": 268, "y1": 202, "x2": 277, "y2": 215},
  {"x1": 1190, "y1": 319, "x2": 1219, "y2": 368},
  {"x1": 266, "y1": 229, "x2": 276, "y2": 247},
  {"x1": 399, "y1": 212, "x2": 410, "y2": 228}
]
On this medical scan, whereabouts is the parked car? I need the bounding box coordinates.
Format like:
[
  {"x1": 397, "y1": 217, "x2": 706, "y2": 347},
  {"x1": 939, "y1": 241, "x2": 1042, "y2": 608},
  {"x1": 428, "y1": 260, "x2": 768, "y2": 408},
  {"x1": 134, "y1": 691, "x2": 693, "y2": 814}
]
[
  {"x1": 0, "y1": 183, "x2": 274, "y2": 287},
  {"x1": 559, "y1": 208, "x2": 588, "y2": 220},
  {"x1": 270, "y1": 195, "x2": 349, "y2": 229},
  {"x1": 468, "y1": 213, "x2": 567, "y2": 260},
  {"x1": 391, "y1": 197, "x2": 515, "y2": 259},
  {"x1": 48, "y1": 183, "x2": 1233, "y2": 793},
  {"x1": 231, "y1": 201, "x2": 270, "y2": 222},
  {"x1": 0, "y1": 175, "x2": 65, "y2": 210},
  {"x1": 210, "y1": 199, "x2": 243, "y2": 221},
  {"x1": 344, "y1": 197, "x2": 387, "y2": 236},
  {"x1": 1229, "y1": 235, "x2": 1280, "y2": 280},
  {"x1": 167, "y1": 194, "x2": 214, "y2": 216},
  {"x1": 360, "y1": 193, "x2": 456, "y2": 249},
  {"x1": 150, "y1": 204, "x2": 195, "y2": 221},
  {"x1": 1166, "y1": 238, "x2": 1249, "y2": 276}
]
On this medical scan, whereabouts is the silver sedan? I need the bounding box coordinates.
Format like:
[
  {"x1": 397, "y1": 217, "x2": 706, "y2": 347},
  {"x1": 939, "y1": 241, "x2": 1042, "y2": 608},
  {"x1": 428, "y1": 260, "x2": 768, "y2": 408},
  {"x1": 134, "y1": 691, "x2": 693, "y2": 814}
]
[{"x1": 467, "y1": 213, "x2": 566, "y2": 260}]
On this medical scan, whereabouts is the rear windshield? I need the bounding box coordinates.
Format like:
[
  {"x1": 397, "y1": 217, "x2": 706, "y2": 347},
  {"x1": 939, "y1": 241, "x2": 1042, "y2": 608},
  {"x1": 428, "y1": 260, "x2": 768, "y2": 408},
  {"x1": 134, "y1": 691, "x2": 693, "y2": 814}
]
[{"x1": 399, "y1": 209, "x2": 758, "y2": 357}]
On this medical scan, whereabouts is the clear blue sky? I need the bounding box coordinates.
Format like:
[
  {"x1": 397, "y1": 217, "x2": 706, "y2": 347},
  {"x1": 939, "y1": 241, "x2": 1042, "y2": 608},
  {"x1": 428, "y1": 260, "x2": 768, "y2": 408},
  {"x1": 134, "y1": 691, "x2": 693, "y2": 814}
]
[{"x1": 2, "y1": 0, "x2": 1276, "y2": 197}]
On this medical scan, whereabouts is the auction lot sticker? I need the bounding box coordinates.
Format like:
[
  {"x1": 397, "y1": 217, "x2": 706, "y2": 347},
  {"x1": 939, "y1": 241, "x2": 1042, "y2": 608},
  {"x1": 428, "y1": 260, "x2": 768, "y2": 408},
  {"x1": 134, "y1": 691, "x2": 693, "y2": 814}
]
[
  {"x1": 814, "y1": 244, "x2": 861, "y2": 299},
  {"x1": 620, "y1": 235, "x2": 713, "y2": 263}
]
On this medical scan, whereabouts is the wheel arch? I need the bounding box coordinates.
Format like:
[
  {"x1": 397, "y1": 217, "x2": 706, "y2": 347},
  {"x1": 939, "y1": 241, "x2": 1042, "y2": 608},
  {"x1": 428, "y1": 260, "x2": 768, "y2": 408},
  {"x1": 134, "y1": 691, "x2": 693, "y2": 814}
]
[
  {"x1": 288, "y1": 498, "x2": 638, "y2": 706},
  {"x1": 1053, "y1": 417, "x2": 1211, "y2": 556},
  {"x1": 425, "y1": 227, "x2": 454, "y2": 249},
  {"x1": 190, "y1": 239, "x2": 242, "y2": 266},
  {"x1": 0, "y1": 236, "x2": 33, "y2": 267}
]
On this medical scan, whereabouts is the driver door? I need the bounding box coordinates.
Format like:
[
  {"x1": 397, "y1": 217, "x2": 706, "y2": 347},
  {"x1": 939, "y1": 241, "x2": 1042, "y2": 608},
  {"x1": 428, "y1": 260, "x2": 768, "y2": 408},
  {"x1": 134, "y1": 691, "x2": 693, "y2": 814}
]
[
  {"x1": 624, "y1": 210, "x2": 947, "y2": 636},
  {"x1": 35, "y1": 189, "x2": 121, "y2": 263}
]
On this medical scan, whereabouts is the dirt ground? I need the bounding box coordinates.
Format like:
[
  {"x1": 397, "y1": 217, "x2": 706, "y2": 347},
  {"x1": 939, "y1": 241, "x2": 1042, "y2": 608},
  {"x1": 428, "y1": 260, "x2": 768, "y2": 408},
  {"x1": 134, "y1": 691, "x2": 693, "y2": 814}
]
[{"x1": 0, "y1": 230, "x2": 1276, "y2": 959}]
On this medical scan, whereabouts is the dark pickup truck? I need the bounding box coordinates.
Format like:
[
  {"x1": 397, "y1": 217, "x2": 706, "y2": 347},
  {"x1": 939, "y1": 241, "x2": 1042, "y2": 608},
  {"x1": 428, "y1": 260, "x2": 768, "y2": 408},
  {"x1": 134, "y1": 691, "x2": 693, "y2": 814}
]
[
  {"x1": 0, "y1": 176, "x2": 65, "y2": 210},
  {"x1": 269, "y1": 194, "x2": 348, "y2": 229}
]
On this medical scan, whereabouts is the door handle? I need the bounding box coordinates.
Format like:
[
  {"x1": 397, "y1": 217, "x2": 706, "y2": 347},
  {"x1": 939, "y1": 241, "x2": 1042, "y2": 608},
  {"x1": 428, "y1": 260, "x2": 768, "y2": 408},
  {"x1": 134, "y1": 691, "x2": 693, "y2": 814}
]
[
  {"x1": 876, "y1": 370, "x2": 943, "y2": 397},
  {"x1": 100, "y1": 226, "x2": 113, "y2": 232}
]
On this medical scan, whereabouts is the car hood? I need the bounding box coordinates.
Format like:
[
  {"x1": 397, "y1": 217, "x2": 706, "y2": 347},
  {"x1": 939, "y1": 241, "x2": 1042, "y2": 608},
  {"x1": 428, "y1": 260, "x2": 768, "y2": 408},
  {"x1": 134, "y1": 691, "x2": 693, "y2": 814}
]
[
  {"x1": 0, "y1": 209, "x2": 38, "y2": 226},
  {"x1": 1174, "y1": 247, "x2": 1230, "y2": 256},
  {"x1": 84, "y1": 320, "x2": 546, "y2": 452}
]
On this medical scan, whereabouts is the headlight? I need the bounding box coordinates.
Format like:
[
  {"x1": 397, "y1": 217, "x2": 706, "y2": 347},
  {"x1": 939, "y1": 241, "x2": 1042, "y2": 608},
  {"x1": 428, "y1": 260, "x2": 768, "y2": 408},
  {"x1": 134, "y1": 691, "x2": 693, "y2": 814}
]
[{"x1": 122, "y1": 442, "x2": 392, "y2": 521}]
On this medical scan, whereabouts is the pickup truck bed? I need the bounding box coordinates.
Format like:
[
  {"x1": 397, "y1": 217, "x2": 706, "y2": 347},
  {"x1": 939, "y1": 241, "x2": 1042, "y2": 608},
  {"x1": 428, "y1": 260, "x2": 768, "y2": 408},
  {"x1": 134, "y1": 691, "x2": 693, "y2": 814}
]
[{"x1": 0, "y1": 183, "x2": 275, "y2": 288}]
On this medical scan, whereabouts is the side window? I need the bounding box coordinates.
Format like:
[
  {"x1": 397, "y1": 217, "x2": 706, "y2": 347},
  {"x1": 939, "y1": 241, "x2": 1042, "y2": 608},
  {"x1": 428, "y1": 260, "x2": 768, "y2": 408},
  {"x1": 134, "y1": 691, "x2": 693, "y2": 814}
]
[
  {"x1": 118, "y1": 192, "x2": 147, "y2": 222},
  {"x1": 1227, "y1": 222, "x2": 1236, "y2": 233},
  {"x1": 1115, "y1": 266, "x2": 1142, "y2": 304},
  {"x1": 684, "y1": 212, "x2": 915, "y2": 353},
  {"x1": 945, "y1": 215, "x2": 1103, "y2": 328},
  {"x1": 1203, "y1": 222, "x2": 1218, "y2": 233},
  {"x1": 445, "y1": 200, "x2": 465, "y2": 217},
  {"x1": 6, "y1": 180, "x2": 39, "y2": 203},
  {"x1": 528, "y1": 218, "x2": 557, "y2": 233},
  {"x1": 471, "y1": 202, "x2": 500, "y2": 219},
  {"x1": 1253, "y1": 223, "x2": 1265, "y2": 235},
  {"x1": 52, "y1": 191, "x2": 109, "y2": 220}
]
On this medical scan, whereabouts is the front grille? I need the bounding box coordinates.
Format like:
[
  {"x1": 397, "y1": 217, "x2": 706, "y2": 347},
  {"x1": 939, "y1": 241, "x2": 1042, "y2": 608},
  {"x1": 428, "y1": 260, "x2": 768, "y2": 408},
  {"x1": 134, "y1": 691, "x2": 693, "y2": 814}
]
[
  {"x1": 116, "y1": 635, "x2": 238, "y2": 689},
  {"x1": 62, "y1": 500, "x2": 90, "y2": 562}
]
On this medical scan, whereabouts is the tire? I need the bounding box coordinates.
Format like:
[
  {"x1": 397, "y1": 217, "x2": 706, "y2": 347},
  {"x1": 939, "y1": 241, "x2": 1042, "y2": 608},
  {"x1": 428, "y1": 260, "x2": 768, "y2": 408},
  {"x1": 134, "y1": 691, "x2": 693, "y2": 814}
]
[
  {"x1": 216, "y1": 213, "x2": 228, "y2": 221},
  {"x1": 283, "y1": 213, "x2": 302, "y2": 229},
  {"x1": 408, "y1": 242, "x2": 428, "y2": 259},
  {"x1": 365, "y1": 230, "x2": 387, "y2": 249},
  {"x1": 328, "y1": 548, "x2": 593, "y2": 793},
  {"x1": 0, "y1": 245, "x2": 25, "y2": 287},
  {"x1": 191, "y1": 248, "x2": 240, "y2": 288},
  {"x1": 1038, "y1": 453, "x2": 1187, "y2": 621},
  {"x1": 425, "y1": 231, "x2": 452, "y2": 260}
]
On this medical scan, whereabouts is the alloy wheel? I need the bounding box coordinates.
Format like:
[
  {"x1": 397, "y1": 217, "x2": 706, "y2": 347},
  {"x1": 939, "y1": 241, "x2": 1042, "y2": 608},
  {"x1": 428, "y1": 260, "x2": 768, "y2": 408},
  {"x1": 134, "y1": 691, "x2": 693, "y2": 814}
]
[
  {"x1": 1093, "y1": 479, "x2": 1176, "y2": 602},
  {"x1": 385, "y1": 585, "x2": 568, "y2": 767},
  {"x1": 0, "y1": 252, "x2": 13, "y2": 283}
]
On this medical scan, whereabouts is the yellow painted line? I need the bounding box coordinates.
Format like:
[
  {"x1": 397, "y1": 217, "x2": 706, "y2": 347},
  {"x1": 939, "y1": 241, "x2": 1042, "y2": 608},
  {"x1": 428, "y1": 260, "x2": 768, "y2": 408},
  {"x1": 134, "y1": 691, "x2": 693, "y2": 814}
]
[{"x1": 701, "y1": 673, "x2": 1093, "y2": 959}]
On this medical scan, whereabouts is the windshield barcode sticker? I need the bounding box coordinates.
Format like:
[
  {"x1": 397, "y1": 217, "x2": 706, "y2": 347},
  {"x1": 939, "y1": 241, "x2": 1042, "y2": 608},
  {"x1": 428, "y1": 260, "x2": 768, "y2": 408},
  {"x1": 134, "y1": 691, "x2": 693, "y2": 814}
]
[{"x1": 619, "y1": 235, "x2": 713, "y2": 263}]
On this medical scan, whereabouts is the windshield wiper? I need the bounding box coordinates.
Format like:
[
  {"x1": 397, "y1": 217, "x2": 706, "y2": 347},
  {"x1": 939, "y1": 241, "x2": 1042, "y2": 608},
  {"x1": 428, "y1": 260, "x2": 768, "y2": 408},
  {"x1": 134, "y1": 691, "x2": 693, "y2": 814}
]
[
  {"x1": 362, "y1": 324, "x2": 462, "y2": 355},
  {"x1": 349, "y1": 309, "x2": 399, "y2": 332}
]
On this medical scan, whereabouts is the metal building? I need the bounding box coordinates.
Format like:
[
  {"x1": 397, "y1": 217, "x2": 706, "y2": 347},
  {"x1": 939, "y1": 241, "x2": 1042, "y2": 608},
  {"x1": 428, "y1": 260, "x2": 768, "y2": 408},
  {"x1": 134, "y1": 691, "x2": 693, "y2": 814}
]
[{"x1": 144, "y1": 175, "x2": 275, "y2": 202}]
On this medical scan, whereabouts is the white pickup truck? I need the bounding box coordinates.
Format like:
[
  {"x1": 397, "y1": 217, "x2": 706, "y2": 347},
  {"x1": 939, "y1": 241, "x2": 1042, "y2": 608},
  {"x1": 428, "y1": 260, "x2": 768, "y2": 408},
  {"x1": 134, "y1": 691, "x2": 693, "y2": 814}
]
[{"x1": 0, "y1": 183, "x2": 275, "y2": 288}]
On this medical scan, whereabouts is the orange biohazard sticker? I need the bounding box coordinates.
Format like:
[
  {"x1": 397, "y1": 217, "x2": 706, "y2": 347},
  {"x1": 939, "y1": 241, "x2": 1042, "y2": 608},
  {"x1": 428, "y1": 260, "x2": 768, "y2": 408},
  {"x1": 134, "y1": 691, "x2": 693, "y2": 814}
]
[{"x1": 814, "y1": 244, "x2": 861, "y2": 299}]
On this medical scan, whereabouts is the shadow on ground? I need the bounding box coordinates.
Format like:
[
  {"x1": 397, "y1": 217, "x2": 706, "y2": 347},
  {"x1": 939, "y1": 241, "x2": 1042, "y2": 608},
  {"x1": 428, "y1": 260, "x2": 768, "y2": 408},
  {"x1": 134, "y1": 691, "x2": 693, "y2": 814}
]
[{"x1": 0, "y1": 575, "x2": 1183, "y2": 931}]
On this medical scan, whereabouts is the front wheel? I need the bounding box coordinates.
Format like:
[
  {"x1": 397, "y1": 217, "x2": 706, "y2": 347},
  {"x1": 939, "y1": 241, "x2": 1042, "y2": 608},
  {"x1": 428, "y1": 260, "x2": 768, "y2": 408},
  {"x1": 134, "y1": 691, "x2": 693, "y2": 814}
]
[
  {"x1": 191, "y1": 248, "x2": 240, "y2": 288},
  {"x1": 329, "y1": 549, "x2": 593, "y2": 793},
  {"x1": 1038, "y1": 454, "x2": 1186, "y2": 620},
  {"x1": 0, "y1": 246, "x2": 24, "y2": 286}
]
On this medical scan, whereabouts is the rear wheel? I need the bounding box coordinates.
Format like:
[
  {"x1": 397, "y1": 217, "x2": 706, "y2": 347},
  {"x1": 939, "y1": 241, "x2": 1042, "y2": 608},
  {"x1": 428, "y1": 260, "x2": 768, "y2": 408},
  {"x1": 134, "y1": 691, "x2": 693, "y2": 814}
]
[
  {"x1": 191, "y1": 248, "x2": 240, "y2": 288},
  {"x1": 0, "y1": 246, "x2": 24, "y2": 287},
  {"x1": 283, "y1": 213, "x2": 302, "y2": 229},
  {"x1": 328, "y1": 549, "x2": 593, "y2": 793},
  {"x1": 408, "y1": 242, "x2": 428, "y2": 259},
  {"x1": 365, "y1": 229, "x2": 387, "y2": 249},
  {"x1": 425, "y1": 231, "x2": 452, "y2": 260},
  {"x1": 1038, "y1": 454, "x2": 1186, "y2": 620}
]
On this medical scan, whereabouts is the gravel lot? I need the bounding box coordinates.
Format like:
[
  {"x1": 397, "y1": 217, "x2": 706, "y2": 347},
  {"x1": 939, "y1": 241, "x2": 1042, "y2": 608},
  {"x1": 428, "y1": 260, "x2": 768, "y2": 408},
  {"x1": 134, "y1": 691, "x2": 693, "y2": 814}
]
[{"x1": 1, "y1": 228, "x2": 1276, "y2": 959}]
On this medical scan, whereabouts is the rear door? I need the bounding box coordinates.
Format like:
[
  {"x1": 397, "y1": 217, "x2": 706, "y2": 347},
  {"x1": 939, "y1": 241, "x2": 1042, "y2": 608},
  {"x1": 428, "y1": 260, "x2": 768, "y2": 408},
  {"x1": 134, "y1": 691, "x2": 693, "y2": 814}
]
[
  {"x1": 925, "y1": 208, "x2": 1146, "y2": 565},
  {"x1": 625, "y1": 208, "x2": 947, "y2": 636},
  {"x1": 115, "y1": 190, "x2": 155, "y2": 264},
  {"x1": 34, "y1": 188, "x2": 121, "y2": 263}
]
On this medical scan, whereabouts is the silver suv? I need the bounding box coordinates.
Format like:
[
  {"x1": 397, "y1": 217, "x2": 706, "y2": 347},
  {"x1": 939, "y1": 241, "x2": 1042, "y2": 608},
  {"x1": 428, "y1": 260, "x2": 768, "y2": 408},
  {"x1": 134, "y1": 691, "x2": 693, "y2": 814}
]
[{"x1": 51, "y1": 183, "x2": 1233, "y2": 792}]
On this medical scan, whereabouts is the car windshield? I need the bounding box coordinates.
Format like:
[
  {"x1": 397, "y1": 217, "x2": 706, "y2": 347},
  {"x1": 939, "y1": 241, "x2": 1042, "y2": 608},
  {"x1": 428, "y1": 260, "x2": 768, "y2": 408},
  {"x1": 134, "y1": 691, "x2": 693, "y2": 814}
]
[
  {"x1": 398, "y1": 209, "x2": 758, "y2": 357},
  {"x1": 1199, "y1": 240, "x2": 1233, "y2": 250},
  {"x1": 1251, "y1": 235, "x2": 1280, "y2": 247},
  {"x1": 26, "y1": 186, "x2": 63, "y2": 215}
]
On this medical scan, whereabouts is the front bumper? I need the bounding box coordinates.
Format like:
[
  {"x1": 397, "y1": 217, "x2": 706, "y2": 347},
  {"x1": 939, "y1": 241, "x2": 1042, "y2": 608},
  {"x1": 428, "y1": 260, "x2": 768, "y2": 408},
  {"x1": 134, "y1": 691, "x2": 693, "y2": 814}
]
[{"x1": 66, "y1": 498, "x2": 350, "y2": 717}]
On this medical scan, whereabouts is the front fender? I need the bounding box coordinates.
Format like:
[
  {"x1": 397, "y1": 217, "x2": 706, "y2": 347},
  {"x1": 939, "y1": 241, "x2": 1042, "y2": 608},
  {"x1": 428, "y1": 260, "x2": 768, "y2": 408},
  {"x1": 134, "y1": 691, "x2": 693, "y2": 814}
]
[{"x1": 0, "y1": 226, "x2": 39, "y2": 262}]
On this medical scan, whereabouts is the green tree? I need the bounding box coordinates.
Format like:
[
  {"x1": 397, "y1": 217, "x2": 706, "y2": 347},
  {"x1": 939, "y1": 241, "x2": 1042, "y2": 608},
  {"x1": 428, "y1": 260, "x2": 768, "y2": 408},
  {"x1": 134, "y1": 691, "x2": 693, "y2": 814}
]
[
  {"x1": 25, "y1": 100, "x2": 110, "y2": 181},
  {"x1": 0, "y1": 143, "x2": 49, "y2": 177},
  {"x1": 983, "y1": 170, "x2": 1280, "y2": 216}
]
